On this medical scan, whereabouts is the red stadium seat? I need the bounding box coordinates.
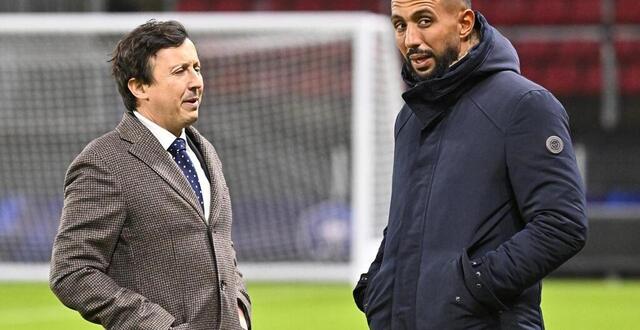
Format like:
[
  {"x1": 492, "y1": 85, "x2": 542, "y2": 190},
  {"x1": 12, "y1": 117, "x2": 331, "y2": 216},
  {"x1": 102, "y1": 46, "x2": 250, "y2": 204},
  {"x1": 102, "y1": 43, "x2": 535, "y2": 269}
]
[
  {"x1": 265, "y1": 0, "x2": 332, "y2": 11},
  {"x1": 621, "y1": 64, "x2": 640, "y2": 94},
  {"x1": 616, "y1": 41, "x2": 640, "y2": 63},
  {"x1": 259, "y1": 0, "x2": 290, "y2": 11},
  {"x1": 290, "y1": 0, "x2": 324, "y2": 10},
  {"x1": 616, "y1": 41, "x2": 640, "y2": 94},
  {"x1": 516, "y1": 41, "x2": 601, "y2": 95},
  {"x1": 583, "y1": 64, "x2": 602, "y2": 94},
  {"x1": 547, "y1": 66, "x2": 580, "y2": 94},
  {"x1": 558, "y1": 41, "x2": 600, "y2": 62},
  {"x1": 531, "y1": 0, "x2": 567, "y2": 25},
  {"x1": 616, "y1": 0, "x2": 640, "y2": 23},
  {"x1": 176, "y1": 0, "x2": 254, "y2": 11},
  {"x1": 573, "y1": 0, "x2": 603, "y2": 24},
  {"x1": 474, "y1": 0, "x2": 601, "y2": 25},
  {"x1": 474, "y1": 0, "x2": 529, "y2": 26},
  {"x1": 176, "y1": 0, "x2": 209, "y2": 11},
  {"x1": 260, "y1": 0, "x2": 384, "y2": 11},
  {"x1": 515, "y1": 41, "x2": 550, "y2": 61},
  {"x1": 213, "y1": 0, "x2": 254, "y2": 11}
]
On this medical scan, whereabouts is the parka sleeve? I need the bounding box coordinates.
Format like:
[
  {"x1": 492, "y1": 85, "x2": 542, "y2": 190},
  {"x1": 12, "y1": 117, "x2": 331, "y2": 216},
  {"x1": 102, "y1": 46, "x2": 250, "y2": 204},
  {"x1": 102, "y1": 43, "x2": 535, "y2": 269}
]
[
  {"x1": 353, "y1": 227, "x2": 387, "y2": 312},
  {"x1": 461, "y1": 90, "x2": 588, "y2": 311}
]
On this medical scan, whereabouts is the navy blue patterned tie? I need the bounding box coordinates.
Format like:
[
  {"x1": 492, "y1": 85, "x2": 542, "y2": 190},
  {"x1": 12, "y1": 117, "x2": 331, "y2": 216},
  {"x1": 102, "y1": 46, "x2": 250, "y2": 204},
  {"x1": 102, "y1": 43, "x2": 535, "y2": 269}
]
[{"x1": 167, "y1": 138, "x2": 204, "y2": 211}]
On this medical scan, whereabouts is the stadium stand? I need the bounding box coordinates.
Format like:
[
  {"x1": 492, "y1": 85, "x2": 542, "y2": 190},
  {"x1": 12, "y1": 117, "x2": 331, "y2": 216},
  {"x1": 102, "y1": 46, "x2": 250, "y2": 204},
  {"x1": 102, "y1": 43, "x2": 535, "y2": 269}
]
[
  {"x1": 616, "y1": 0, "x2": 640, "y2": 23},
  {"x1": 261, "y1": 0, "x2": 384, "y2": 11},
  {"x1": 515, "y1": 41, "x2": 602, "y2": 95},
  {"x1": 176, "y1": 0, "x2": 387, "y2": 12},
  {"x1": 473, "y1": 0, "x2": 602, "y2": 25},
  {"x1": 177, "y1": 0, "x2": 254, "y2": 11},
  {"x1": 616, "y1": 41, "x2": 640, "y2": 94}
]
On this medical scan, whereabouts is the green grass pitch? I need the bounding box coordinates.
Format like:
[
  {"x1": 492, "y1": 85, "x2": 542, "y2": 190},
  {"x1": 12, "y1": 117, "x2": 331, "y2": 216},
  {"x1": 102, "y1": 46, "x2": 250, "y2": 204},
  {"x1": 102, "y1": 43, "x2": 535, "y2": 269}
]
[{"x1": 1, "y1": 280, "x2": 639, "y2": 329}]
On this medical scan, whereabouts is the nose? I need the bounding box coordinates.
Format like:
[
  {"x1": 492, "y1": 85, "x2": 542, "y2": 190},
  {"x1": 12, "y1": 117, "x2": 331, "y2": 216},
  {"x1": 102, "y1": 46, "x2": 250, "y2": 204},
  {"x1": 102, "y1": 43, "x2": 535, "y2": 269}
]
[
  {"x1": 188, "y1": 68, "x2": 203, "y2": 91},
  {"x1": 404, "y1": 24, "x2": 422, "y2": 50}
]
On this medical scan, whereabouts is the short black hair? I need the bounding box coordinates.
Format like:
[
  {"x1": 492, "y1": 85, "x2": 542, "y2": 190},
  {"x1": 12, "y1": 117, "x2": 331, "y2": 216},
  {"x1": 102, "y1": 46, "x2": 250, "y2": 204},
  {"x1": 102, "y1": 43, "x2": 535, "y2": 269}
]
[{"x1": 110, "y1": 20, "x2": 189, "y2": 112}]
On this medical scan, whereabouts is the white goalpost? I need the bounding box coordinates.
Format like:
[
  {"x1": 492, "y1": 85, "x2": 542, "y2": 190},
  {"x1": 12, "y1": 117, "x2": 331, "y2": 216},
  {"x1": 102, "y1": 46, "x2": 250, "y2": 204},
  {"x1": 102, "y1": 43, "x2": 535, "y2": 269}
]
[{"x1": 0, "y1": 12, "x2": 402, "y2": 283}]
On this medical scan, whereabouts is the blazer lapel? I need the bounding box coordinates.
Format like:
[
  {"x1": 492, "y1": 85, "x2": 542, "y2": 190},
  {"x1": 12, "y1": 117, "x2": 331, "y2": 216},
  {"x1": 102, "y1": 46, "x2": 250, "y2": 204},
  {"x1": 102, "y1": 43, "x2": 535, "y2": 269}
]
[
  {"x1": 186, "y1": 126, "x2": 224, "y2": 225},
  {"x1": 116, "y1": 113, "x2": 206, "y2": 222}
]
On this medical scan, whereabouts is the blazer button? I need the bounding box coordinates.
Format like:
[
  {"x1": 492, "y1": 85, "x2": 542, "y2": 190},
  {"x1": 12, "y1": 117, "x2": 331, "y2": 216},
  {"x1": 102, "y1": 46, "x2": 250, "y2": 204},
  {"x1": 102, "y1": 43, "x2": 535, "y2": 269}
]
[{"x1": 220, "y1": 281, "x2": 227, "y2": 291}]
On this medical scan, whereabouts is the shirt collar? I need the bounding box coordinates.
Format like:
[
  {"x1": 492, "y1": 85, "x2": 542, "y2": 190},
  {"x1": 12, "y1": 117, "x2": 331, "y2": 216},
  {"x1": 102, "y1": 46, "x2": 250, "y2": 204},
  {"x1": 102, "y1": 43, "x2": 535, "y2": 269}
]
[{"x1": 133, "y1": 111, "x2": 186, "y2": 151}]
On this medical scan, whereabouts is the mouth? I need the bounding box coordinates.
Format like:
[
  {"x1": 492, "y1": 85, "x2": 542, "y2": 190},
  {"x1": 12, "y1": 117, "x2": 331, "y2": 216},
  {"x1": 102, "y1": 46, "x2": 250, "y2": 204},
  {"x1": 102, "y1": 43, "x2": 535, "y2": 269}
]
[
  {"x1": 182, "y1": 96, "x2": 200, "y2": 109},
  {"x1": 409, "y1": 54, "x2": 432, "y2": 70}
]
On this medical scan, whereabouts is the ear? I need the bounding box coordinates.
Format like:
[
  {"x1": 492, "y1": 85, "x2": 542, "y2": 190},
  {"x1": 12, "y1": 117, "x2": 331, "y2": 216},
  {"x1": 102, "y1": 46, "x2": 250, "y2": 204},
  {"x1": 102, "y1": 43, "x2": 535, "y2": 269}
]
[
  {"x1": 127, "y1": 77, "x2": 149, "y2": 101},
  {"x1": 458, "y1": 9, "x2": 475, "y2": 40}
]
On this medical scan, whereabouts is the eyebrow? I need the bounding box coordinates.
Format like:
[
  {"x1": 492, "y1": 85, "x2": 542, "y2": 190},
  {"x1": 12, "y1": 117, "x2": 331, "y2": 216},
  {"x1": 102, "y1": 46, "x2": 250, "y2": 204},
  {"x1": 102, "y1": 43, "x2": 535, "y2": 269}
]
[
  {"x1": 171, "y1": 61, "x2": 199, "y2": 70},
  {"x1": 391, "y1": 9, "x2": 435, "y2": 23}
]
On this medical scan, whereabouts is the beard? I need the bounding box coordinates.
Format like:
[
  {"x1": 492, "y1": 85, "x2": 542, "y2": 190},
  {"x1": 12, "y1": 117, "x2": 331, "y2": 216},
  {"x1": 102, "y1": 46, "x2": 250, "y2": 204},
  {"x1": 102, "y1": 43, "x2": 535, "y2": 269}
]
[{"x1": 405, "y1": 43, "x2": 460, "y2": 82}]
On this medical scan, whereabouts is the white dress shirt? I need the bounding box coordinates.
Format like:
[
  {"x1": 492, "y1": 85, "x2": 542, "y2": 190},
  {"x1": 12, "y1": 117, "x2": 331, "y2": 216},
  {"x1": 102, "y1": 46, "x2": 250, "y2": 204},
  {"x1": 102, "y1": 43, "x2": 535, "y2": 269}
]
[{"x1": 134, "y1": 111, "x2": 211, "y2": 222}]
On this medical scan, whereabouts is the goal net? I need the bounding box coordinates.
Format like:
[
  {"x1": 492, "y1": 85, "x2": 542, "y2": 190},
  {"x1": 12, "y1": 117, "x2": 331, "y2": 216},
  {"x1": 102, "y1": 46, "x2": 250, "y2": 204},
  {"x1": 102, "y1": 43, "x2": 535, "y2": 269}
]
[{"x1": 0, "y1": 13, "x2": 402, "y2": 282}]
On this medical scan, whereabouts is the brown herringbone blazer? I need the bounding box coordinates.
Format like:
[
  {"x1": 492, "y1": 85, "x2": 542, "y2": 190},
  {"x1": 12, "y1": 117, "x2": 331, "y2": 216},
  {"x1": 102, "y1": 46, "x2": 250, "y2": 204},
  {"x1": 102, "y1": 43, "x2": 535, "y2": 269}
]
[{"x1": 50, "y1": 112, "x2": 251, "y2": 330}]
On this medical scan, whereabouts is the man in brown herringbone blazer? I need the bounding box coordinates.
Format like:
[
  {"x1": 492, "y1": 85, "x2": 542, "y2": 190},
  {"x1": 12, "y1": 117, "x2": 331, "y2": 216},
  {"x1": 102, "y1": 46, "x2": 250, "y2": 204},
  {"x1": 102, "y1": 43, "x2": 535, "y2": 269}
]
[{"x1": 50, "y1": 20, "x2": 251, "y2": 330}]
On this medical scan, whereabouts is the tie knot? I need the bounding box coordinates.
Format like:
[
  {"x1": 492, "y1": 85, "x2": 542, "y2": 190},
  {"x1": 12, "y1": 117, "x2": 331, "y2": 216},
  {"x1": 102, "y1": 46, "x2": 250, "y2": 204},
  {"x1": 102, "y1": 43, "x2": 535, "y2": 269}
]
[{"x1": 169, "y1": 138, "x2": 187, "y2": 153}]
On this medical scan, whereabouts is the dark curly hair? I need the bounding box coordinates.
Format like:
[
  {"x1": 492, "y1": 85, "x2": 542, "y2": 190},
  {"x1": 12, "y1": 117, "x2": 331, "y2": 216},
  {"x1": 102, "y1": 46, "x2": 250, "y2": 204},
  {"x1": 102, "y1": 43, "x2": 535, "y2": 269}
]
[{"x1": 110, "y1": 20, "x2": 189, "y2": 112}]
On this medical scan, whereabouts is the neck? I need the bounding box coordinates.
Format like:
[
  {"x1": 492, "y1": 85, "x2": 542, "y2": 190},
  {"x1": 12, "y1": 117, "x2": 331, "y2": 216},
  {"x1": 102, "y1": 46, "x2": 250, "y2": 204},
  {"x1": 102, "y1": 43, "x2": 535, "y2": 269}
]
[
  {"x1": 458, "y1": 29, "x2": 480, "y2": 62},
  {"x1": 136, "y1": 108, "x2": 182, "y2": 137}
]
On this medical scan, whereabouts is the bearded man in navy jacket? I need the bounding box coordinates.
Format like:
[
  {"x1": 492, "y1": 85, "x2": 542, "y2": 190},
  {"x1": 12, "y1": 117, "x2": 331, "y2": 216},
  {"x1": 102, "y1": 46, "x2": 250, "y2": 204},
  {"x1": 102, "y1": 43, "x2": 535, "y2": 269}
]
[{"x1": 353, "y1": 0, "x2": 588, "y2": 329}]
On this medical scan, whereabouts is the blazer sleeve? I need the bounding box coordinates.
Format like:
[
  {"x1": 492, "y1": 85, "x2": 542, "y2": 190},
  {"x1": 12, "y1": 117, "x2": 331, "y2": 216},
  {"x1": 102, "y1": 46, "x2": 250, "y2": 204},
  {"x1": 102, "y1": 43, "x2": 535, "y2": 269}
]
[
  {"x1": 461, "y1": 90, "x2": 588, "y2": 311},
  {"x1": 49, "y1": 149, "x2": 175, "y2": 329},
  {"x1": 234, "y1": 243, "x2": 252, "y2": 328}
]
